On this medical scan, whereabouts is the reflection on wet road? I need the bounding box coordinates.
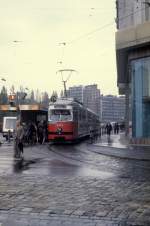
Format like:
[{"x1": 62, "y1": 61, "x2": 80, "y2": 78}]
[
  {"x1": 0, "y1": 141, "x2": 150, "y2": 180},
  {"x1": 13, "y1": 158, "x2": 41, "y2": 173}
]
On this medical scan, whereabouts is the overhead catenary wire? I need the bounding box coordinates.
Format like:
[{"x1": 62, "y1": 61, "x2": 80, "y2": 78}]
[
  {"x1": 65, "y1": 4, "x2": 150, "y2": 45},
  {"x1": 67, "y1": 21, "x2": 114, "y2": 45},
  {"x1": 56, "y1": 3, "x2": 150, "y2": 72}
]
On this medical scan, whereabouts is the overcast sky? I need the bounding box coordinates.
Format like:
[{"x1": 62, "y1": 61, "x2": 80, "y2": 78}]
[{"x1": 0, "y1": 0, "x2": 117, "y2": 96}]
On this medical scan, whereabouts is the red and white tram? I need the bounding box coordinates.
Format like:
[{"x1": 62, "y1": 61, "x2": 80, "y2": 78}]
[{"x1": 48, "y1": 98, "x2": 100, "y2": 142}]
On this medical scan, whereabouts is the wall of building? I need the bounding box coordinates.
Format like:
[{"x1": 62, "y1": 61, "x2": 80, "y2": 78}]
[
  {"x1": 67, "y1": 85, "x2": 126, "y2": 122},
  {"x1": 67, "y1": 85, "x2": 101, "y2": 116},
  {"x1": 116, "y1": 0, "x2": 150, "y2": 142},
  {"x1": 101, "y1": 95, "x2": 125, "y2": 123},
  {"x1": 116, "y1": 0, "x2": 150, "y2": 29},
  {"x1": 83, "y1": 85, "x2": 100, "y2": 116},
  {"x1": 67, "y1": 86, "x2": 83, "y2": 103}
]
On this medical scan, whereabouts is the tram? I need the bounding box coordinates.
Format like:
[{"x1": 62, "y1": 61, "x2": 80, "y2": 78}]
[{"x1": 48, "y1": 98, "x2": 100, "y2": 142}]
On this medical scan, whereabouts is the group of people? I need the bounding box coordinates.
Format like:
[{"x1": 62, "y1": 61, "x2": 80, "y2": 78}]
[
  {"x1": 105, "y1": 122, "x2": 120, "y2": 137},
  {"x1": 23, "y1": 121, "x2": 47, "y2": 145},
  {"x1": 14, "y1": 120, "x2": 47, "y2": 158}
]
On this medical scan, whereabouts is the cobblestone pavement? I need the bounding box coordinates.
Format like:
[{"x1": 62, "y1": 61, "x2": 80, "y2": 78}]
[{"x1": 0, "y1": 141, "x2": 150, "y2": 225}]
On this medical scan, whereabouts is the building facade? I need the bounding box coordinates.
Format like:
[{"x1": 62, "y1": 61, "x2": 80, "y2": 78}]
[
  {"x1": 83, "y1": 85, "x2": 100, "y2": 116},
  {"x1": 67, "y1": 84, "x2": 101, "y2": 116},
  {"x1": 116, "y1": 0, "x2": 150, "y2": 29},
  {"x1": 67, "y1": 86, "x2": 83, "y2": 103},
  {"x1": 101, "y1": 95, "x2": 125, "y2": 123},
  {"x1": 116, "y1": 0, "x2": 150, "y2": 143}
]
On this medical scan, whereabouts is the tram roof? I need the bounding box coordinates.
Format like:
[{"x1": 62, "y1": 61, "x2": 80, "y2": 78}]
[
  {"x1": 49, "y1": 98, "x2": 99, "y2": 118},
  {"x1": 49, "y1": 98, "x2": 82, "y2": 106}
]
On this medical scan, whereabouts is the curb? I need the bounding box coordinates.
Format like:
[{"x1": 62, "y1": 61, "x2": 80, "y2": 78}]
[{"x1": 92, "y1": 144, "x2": 150, "y2": 161}]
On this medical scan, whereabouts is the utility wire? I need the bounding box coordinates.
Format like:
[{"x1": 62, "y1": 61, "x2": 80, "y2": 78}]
[
  {"x1": 66, "y1": 4, "x2": 150, "y2": 45},
  {"x1": 57, "y1": 3, "x2": 150, "y2": 66},
  {"x1": 67, "y1": 21, "x2": 114, "y2": 45}
]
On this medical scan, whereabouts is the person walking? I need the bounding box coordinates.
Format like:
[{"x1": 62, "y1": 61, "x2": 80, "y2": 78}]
[
  {"x1": 42, "y1": 120, "x2": 47, "y2": 144},
  {"x1": 37, "y1": 120, "x2": 44, "y2": 144},
  {"x1": 114, "y1": 122, "x2": 119, "y2": 134},
  {"x1": 105, "y1": 123, "x2": 112, "y2": 137},
  {"x1": 115, "y1": 122, "x2": 119, "y2": 134},
  {"x1": 14, "y1": 120, "x2": 24, "y2": 158}
]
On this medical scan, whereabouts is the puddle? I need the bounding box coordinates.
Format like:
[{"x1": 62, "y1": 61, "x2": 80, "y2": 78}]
[
  {"x1": 13, "y1": 158, "x2": 41, "y2": 173},
  {"x1": 48, "y1": 159, "x2": 114, "y2": 178},
  {"x1": 79, "y1": 167, "x2": 114, "y2": 178},
  {"x1": 9, "y1": 158, "x2": 115, "y2": 178}
]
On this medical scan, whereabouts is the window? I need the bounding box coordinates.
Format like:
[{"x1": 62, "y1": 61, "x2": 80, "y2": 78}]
[{"x1": 49, "y1": 109, "x2": 72, "y2": 121}]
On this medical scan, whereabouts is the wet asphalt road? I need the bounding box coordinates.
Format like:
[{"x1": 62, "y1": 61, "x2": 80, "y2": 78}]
[{"x1": 0, "y1": 137, "x2": 150, "y2": 181}]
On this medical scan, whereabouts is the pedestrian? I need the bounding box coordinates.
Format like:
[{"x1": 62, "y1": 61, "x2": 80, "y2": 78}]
[
  {"x1": 14, "y1": 120, "x2": 24, "y2": 158},
  {"x1": 32, "y1": 122, "x2": 38, "y2": 144},
  {"x1": 28, "y1": 122, "x2": 37, "y2": 145},
  {"x1": 7, "y1": 129, "x2": 11, "y2": 143},
  {"x1": 38, "y1": 121, "x2": 44, "y2": 144},
  {"x1": 105, "y1": 123, "x2": 112, "y2": 137},
  {"x1": 115, "y1": 122, "x2": 119, "y2": 134},
  {"x1": 114, "y1": 122, "x2": 119, "y2": 134},
  {"x1": 42, "y1": 120, "x2": 47, "y2": 144},
  {"x1": 89, "y1": 126, "x2": 94, "y2": 143}
]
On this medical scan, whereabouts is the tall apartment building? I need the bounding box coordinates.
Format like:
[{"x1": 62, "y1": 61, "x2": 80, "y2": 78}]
[
  {"x1": 67, "y1": 84, "x2": 100, "y2": 116},
  {"x1": 67, "y1": 86, "x2": 83, "y2": 103},
  {"x1": 83, "y1": 85, "x2": 100, "y2": 116},
  {"x1": 101, "y1": 95, "x2": 125, "y2": 123}
]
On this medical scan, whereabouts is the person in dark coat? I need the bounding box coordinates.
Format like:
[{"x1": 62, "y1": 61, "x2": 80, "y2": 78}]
[
  {"x1": 38, "y1": 121, "x2": 44, "y2": 144},
  {"x1": 115, "y1": 122, "x2": 119, "y2": 134},
  {"x1": 14, "y1": 120, "x2": 24, "y2": 158},
  {"x1": 105, "y1": 123, "x2": 112, "y2": 137}
]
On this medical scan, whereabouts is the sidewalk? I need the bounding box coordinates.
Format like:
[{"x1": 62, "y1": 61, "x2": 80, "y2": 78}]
[{"x1": 93, "y1": 133, "x2": 150, "y2": 161}]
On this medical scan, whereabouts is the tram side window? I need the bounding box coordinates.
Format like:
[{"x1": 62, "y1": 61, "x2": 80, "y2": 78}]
[
  {"x1": 87, "y1": 112, "x2": 89, "y2": 121},
  {"x1": 82, "y1": 110, "x2": 86, "y2": 120},
  {"x1": 73, "y1": 111, "x2": 78, "y2": 121},
  {"x1": 92, "y1": 115, "x2": 95, "y2": 123},
  {"x1": 89, "y1": 113, "x2": 93, "y2": 122},
  {"x1": 78, "y1": 109, "x2": 82, "y2": 121}
]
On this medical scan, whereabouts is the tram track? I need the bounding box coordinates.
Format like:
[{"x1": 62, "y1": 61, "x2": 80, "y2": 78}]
[
  {"x1": 47, "y1": 142, "x2": 150, "y2": 173},
  {"x1": 47, "y1": 143, "x2": 130, "y2": 178},
  {"x1": 48, "y1": 143, "x2": 111, "y2": 170}
]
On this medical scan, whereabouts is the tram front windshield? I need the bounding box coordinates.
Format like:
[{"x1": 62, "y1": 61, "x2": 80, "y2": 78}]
[{"x1": 49, "y1": 109, "x2": 72, "y2": 121}]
